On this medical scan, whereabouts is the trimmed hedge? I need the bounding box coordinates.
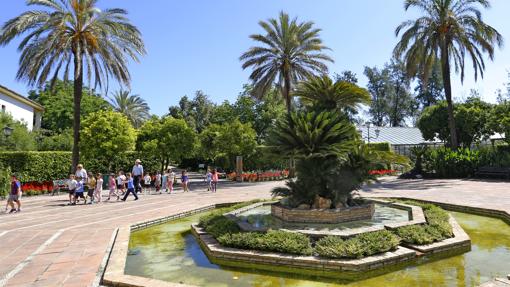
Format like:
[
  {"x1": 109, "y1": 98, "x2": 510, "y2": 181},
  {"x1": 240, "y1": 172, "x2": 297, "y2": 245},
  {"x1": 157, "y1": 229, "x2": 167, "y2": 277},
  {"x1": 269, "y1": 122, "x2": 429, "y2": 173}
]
[
  {"x1": 0, "y1": 151, "x2": 161, "y2": 182},
  {"x1": 217, "y1": 230, "x2": 313, "y2": 255},
  {"x1": 204, "y1": 216, "x2": 241, "y2": 238},
  {"x1": 395, "y1": 202, "x2": 453, "y2": 245},
  {"x1": 315, "y1": 230, "x2": 400, "y2": 259},
  {"x1": 368, "y1": 142, "x2": 392, "y2": 152}
]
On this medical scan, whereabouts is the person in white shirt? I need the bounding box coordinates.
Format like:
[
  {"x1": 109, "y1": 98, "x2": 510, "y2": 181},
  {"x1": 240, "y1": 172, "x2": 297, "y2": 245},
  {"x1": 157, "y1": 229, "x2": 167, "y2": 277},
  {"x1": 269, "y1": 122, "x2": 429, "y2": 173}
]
[
  {"x1": 167, "y1": 169, "x2": 176, "y2": 194},
  {"x1": 75, "y1": 164, "x2": 88, "y2": 183},
  {"x1": 132, "y1": 159, "x2": 144, "y2": 193},
  {"x1": 67, "y1": 174, "x2": 77, "y2": 205},
  {"x1": 94, "y1": 173, "x2": 103, "y2": 203},
  {"x1": 116, "y1": 171, "x2": 126, "y2": 195},
  {"x1": 143, "y1": 173, "x2": 151, "y2": 195}
]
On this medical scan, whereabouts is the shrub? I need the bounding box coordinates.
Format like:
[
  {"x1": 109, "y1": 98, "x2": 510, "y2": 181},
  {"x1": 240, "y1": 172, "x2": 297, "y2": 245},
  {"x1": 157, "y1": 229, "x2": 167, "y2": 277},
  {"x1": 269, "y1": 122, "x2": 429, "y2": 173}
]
[
  {"x1": 198, "y1": 200, "x2": 262, "y2": 228},
  {"x1": 395, "y1": 201, "x2": 453, "y2": 245},
  {"x1": 368, "y1": 142, "x2": 392, "y2": 152},
  {"x1": 0, "y1": 163, "x2": 11, "y2": 198},
  {"x1": 217, "y1": 230, "x2": 313, "y2": 255},
  {"x1": 315, "y1": 230, "x2": 400, "y2": 259},
  {"x1": 423, "y1": 147, "x2": 480, "y2": 178},
  {"x1": 204, "y1": 216, "x2": 240, "y2": 238}
]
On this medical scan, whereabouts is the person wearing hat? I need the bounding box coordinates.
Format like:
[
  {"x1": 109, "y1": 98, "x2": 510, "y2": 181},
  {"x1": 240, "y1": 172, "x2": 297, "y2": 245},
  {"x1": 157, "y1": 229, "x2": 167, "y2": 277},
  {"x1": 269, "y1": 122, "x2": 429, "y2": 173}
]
[{"x1": 132, "y1": 159, "x2": 144, "y2": 194}]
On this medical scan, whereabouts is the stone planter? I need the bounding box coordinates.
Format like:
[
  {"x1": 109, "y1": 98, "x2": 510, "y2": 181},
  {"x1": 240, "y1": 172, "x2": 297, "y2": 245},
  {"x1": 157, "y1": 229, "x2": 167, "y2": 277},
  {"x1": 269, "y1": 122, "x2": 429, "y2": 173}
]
[{"x1": 271, "y1": 202, "x2": 375, "y2": 224}]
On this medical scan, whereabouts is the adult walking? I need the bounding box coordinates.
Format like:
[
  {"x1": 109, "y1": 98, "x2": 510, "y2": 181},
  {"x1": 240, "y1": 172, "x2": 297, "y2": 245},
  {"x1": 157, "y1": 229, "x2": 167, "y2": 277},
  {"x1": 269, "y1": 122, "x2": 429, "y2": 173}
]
[
  {"x1": 7, "y1": 174, "x2": 22, "y2": 213},
  {"x1": 211, "y1": 169, "x2": 219, "y2": 193},
  {"x1": 132, "y1": 159, "x2": 144, "y2": 194},
  {"x1": 75, "y1": 164, "x2": 88, "y2": 183}
]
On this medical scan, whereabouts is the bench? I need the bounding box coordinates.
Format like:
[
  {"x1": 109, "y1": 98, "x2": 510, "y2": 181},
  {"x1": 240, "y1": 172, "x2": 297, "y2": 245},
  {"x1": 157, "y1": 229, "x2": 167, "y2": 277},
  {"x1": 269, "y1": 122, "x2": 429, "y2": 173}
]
[{"x1": 475, "y1": 167, "x2": 510, "y2": 179}]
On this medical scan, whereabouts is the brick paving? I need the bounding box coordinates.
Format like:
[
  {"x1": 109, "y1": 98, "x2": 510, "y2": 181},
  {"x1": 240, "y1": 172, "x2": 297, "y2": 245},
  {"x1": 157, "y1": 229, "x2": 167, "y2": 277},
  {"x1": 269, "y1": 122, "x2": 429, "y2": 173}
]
[{"x1": 1, "y1": 177, "x2": 509, "y2": 287}]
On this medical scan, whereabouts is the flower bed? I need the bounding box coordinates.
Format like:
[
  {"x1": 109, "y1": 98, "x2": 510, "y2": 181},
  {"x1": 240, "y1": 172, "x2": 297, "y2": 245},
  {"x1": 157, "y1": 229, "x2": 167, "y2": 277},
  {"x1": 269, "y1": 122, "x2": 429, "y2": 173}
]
[
  {"x1": 21, "y1": 181, "x2": 55, "y2": 196},
  {"x1": 368, "y1": 169, "x2": 398, "y2": 176},
  {"x1": 227, "y1": 170, "x2": 289, "y2": 182}
]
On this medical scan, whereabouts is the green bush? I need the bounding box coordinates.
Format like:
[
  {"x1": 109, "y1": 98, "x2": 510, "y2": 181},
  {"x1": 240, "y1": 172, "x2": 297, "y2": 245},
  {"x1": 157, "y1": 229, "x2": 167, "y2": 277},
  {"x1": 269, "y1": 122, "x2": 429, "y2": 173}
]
[
  {"x1": 218, "y1": 230, "x2": 313, "y2": 255},
  {"x1": 0, "y1": 163, "x2": 11, "y2": 198},
  {"x1": 198, "y1": 200, "x2": 262, "y2": 228},
  {"x1": 395, "y1": 202, "x2": 453, "y2": 245},
  {"x1": 368, "y1": 142, "x2": 392, "y2": 152},
  {"x1": 204, "y1": 216, "x2": 240, "y2": 238},
  {"x1": 0, "y1": 151, "x2": 161, "y2": 182},
  {"x1": 315, "y1": 230, "x2": 400, "y2": 259},
  {"x1": 423, "y1": 147, "x2": 480, "y2": 178}
]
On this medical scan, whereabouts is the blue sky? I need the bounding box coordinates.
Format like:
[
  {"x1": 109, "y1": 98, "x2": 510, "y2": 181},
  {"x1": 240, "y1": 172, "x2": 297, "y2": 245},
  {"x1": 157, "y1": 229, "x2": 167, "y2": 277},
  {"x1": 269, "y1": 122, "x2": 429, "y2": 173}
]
[{"x1": 1, "y1": 0, "x2": 509, "y2": 117}]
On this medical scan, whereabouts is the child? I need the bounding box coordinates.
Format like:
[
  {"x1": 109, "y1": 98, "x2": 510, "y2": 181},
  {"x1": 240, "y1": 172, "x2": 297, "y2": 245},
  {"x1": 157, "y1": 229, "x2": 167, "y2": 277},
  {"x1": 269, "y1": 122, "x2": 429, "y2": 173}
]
[
  {"x1": 143, "y1": 173, "x2": 151, "y2": 195},
  {"x1": 67, "y1": 174, "x2": 77, "y2": 205},
  {"x1": 211, "y1": 169, "x2": 219, "y2": 193},
  {"x1": 116, "y1": 171, "x2": 126, "y2": 196},
  {"x1": 7, "y1": 174, "x2": 22, "y2": 213},
  {"x1": 181, "y1": 170, "x2": 190, "y2": 192},
  {"x1": 95, "y1": 173, "x2": 103, "y2": 203},
  {"x1": 107, "y1": 173, "x2": 120, "y2": 201},
  {"x1": 86, "y1": 172, "x2": 96, "y2": 204},
  {"x1": 205, "y1": 169, "x2": 212, "y2": 191},
  {"x1": 121, "y1": 173, "x2": 139, "y2": 201},
  {"x1": 167, "y1": 169, "x2": 175, "y2": 194},
  {"x1": 74, "y1": 177, "x2": 86, "y2": 205},
  {"x1": 155, "y1": 171, "x2": 162, "y2": 194}
]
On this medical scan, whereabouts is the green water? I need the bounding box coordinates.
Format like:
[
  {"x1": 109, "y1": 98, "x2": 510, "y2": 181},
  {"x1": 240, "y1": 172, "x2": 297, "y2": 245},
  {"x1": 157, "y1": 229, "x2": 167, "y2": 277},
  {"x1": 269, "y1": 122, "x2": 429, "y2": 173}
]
[{"x1": 125, "y1": 211, "x2": 510, "y2": 287}]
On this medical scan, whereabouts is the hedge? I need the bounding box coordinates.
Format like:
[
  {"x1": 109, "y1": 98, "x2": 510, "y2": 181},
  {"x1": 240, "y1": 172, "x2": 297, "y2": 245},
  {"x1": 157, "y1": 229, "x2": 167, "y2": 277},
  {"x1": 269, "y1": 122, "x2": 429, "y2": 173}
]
[
  {"x1": 368, "y1": 142, "x2": 392, "y2": 152},
  {"x1": 0, "y1": 151, "x2": 161, "y2": 182}
]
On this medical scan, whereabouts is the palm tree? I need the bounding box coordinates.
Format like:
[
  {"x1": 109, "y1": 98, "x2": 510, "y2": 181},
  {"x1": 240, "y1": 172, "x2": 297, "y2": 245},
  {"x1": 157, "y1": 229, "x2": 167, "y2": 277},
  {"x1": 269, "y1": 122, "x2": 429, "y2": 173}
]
[
  {"x1": 394, "y1": 0, "x2": 503, "y2": 149},
  {"x1": 240, "y1": 11, "x2": 333, "y2": 116},
  {"x1": 294, "y1": 75, "x2": 371, "y2": 112},
  {"x1": 110, "y1": 90, "x2": 150, "y2": 128},
  {"x1": 0, "y1": 0, "x2": 146, "y2": 169}
]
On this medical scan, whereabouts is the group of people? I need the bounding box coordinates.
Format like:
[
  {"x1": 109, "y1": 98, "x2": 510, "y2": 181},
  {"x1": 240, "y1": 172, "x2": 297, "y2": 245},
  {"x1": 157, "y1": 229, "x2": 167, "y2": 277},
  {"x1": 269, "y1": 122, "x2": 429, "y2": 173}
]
[{"x1": 4, "y1": 160, "x2": 222, "y2": 213}]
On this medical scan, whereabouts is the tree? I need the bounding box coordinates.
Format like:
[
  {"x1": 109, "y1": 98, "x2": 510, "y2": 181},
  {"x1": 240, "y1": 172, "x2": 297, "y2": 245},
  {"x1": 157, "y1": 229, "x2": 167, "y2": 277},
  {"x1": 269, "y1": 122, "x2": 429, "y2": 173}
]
[
  {"x1": 294, "y1": 75, "x2": 370, "y2": 114},
  {"x1": 36, "y1": 129, "x2": 73, "y2": 151},
  {"x1": 417, "y1": 99, "x2": 493, "y2": 147},
  {"x1": 394, "y1": 0, "x2": 503, "y2": 148},
  {"x1": 199, "y1": 120, "x2": 257, "y2": 170},
  {"x1": 415, "y1": 61, "x2": 444, "y2": 109},
  {"x1": 488, "y1": 101, "x2": 510, "y2": 144},
  {"x1": 364, "y1": 61, "x2": 416, "y2": 127},
  {"x1": 0, "y1": 112, "x2": 36, "y2": 151},
  {"x1": 109, "y1": 90, "x2": 151, "y2": 129},
  {"x1": 136, "y1": 117, "x2": 197, "y2": 171},
  {"x1": 335, "y1": 70, "x2": 358, "y2": 84},
  {"x1": 240, "y1": 11, "x2": 333, "y2": 116},
  {"x1": 80, "y1": 111, "x2": 136, "y2": 169},
  {"x1": 0, "y1": 0, "x2": 146, "y2": 170},
  {"x1": 28, "y1": 80, "x2": 110, "y2": 132},
  {"x1": 168, "y1": 91, "x2": 215, "y2": 133}
]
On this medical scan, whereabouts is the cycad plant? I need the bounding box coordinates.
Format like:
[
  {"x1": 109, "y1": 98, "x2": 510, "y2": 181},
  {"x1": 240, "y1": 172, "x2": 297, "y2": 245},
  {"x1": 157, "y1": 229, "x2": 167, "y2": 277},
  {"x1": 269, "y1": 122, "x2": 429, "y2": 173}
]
[
  {"x1": 240, "y1": 11, "x2": 333, "y2": 116},
  {"x1": 109, "y1": 90, "x2": 150, "y2": 128},
  {"x1": 294, "y1": 75, "x2": 371, "y2": 112},
  {"x1": 0, "y1": 0, "x2": 146, "y2": 169},
  {"x1": 269, "y1": 111, "x2": 359, "y2": 208},
  {"x1": 394, "y1": 0, "x2": 503, "y2": 149}
]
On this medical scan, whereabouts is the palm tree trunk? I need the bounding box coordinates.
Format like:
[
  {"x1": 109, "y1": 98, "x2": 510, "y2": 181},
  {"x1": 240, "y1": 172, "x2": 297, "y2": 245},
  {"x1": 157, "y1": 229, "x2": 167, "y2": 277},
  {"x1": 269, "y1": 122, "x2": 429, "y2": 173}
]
[
  {"x1": 283, "y1": 71, "x2": 296, "y2": 178},
  {"x1": 71, "y1": 48, "x2": 83, "y2": 172},
  {"x1": 440, "y1": 45, "x2": 459, "y2": 149}
]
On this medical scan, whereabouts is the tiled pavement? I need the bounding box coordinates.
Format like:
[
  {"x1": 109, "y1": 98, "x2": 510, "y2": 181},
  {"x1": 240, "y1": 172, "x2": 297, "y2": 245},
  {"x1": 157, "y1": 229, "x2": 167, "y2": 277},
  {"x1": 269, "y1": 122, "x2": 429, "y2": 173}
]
[
  {"x1": 0, "y1": 181, "x2": 279, "y2": 287},
  {"x1": 1, "y1": 177, "x2": 509, "y2": 287}
]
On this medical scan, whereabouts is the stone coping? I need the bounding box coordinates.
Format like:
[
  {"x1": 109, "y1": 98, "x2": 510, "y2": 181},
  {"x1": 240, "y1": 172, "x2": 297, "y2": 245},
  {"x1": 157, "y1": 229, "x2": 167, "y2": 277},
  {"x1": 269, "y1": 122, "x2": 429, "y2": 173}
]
[
  {"x1": 228, "y1": 199, "x2": 426, "y2": 239},
  {"x1": 191, "y1": 224, "x2": 416, "y2": 272}
]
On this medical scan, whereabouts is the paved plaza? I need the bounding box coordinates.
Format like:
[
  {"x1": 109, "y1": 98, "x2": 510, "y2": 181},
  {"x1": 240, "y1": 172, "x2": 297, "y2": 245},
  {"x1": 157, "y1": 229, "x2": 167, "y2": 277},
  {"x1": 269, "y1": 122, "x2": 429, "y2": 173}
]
[{"x1": 0, "y1": 178, "x2": 509, "y2": 287}]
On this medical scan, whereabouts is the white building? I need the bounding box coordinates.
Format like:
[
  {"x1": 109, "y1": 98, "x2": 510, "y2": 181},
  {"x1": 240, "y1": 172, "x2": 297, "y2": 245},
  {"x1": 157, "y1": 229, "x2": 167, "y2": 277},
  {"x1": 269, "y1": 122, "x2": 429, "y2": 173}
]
[{"x1": 0, "y1": 84, "x2": 44, "y2": 131}]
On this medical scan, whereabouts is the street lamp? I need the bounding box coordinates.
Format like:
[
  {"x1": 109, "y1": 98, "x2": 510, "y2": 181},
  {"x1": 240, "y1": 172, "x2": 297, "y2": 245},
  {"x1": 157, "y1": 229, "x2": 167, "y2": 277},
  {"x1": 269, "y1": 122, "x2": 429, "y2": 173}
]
[
  {"x1": 360, "y1": 122, "x2": 380, "y2": 144},
  {"x1": 3, "y1": 126, "x2": 13, "y2": 138}
]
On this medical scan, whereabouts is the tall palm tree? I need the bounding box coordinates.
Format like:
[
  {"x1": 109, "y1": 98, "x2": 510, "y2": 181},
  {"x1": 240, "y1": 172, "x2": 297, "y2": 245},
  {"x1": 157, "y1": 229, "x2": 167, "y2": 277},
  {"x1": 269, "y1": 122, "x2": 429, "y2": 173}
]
[
  {"x1": 240, "y1": 11, "x2": 333, "y2": 116},
  {"x1": 294, "y1": 75, "x2": 371, "y2": 112},
  {"x1": 109, "y1": 90, "x2": 150, "y2": 128},
  {"x1": 394, "y1": 0, "x2": 503, "y2": 149},
  {"x1": 0, "y1": 0, "x2": 146, "y2": 169}
]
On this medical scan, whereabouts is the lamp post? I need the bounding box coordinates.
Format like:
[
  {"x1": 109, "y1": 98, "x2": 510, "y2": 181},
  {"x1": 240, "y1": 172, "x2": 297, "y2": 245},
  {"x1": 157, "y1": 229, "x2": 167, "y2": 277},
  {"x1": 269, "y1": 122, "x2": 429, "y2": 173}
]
[{"x1": 360, "y1": 122, "x2": 380, "y2": 144}]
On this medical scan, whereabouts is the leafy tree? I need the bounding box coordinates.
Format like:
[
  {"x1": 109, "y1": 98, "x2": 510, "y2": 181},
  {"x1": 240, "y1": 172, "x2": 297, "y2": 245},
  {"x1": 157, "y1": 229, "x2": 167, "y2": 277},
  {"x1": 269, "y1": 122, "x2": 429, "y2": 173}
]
[
  {"x1": 394, "y1": 0, "x2": 503, "y2": 148},
  {"x1": 211, "y1": 101, "x2": 237, "y2": 125},
  {"x1": 80, "y1": 111, "x2": 136, "y2": 169},
  {"x1": 335, "y1": 70, "x2": 358, "y2": 84},
  {"x1": 136, "y1": 117, "x2": 197, "y2": 171},
  {"x1": 199, "y1": 120, "x2": 257, "y2": 169},
  {"x1": 488, "y1": 101, "x2": 510, "y2": 144},
  {"x1": 0, "y1": 112, "x2": 36, "y2": 151},
  {"x1": 0, "y1": 0, "x2": 146, "y2": 170},
  {"x1": 36, "y1": 129, "x2": 73, "y2": 151},
  {"x1": 28, "y1": 80, "x2": 110, "y2": 132},
  {"x1": 240, "y1": 11, "x2": 333, "y2": 116},
  {"x1": 415, "y1": 61, "x2": 444, "y2": 109},
  {"x1": 364, "y1": 61, "x2": 416, "y2": 126},
  {"x1": 109, "y1": 90, "x2": 150, "y2": 128},
  {"x1": 295, "y1": 75, "x2": 370, "y2": 114},
  {"x1": 417, "y1": 99, "x2": 493, "y2": 147},
  {"x1": 168, "y1": 91, "x2": 215, "y2": 132}
]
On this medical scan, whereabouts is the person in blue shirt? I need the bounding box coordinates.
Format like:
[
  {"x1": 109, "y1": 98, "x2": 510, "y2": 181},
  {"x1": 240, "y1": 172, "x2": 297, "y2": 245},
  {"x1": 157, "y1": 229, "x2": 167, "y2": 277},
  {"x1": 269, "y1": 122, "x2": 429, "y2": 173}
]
[
  {"x1": 122, "y1": 173, "x2": 139, "y2": 201},
  {"x1": 73, "y1": 178, "x2": 86, "y2": 205},
  {"x1": 8, "y1": 174, "x2": 21, "y2": 213}
]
